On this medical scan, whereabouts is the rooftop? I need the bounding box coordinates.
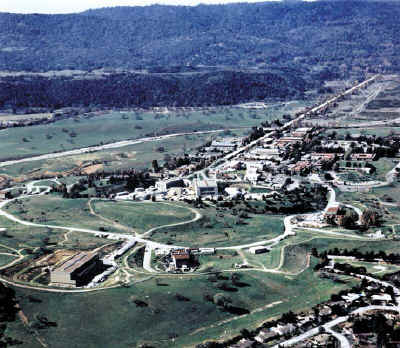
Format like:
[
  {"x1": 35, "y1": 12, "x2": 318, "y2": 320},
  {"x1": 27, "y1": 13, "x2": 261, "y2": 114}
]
[
  {"x1": 53, "y1": 252, "x2": 97, "y2": 274},
  {"x1": 195, "y1": 179, "x2": 217, "y2": 188}
]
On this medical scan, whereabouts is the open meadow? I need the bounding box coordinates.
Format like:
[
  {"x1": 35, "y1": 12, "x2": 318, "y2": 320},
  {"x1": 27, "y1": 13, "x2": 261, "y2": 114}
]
[
  {"x1": 3, "y1": 195, "x2": 120, "y2": 233},
  {"x1": 92, "y1": 201, "x2": 196, "y2": 235},
  {"x1": 146, "y1": 204, "x2": 285, "y2": 248},
  {"x1": 8, "y1": 257, "x2": 357, "y2": 348},
  {"x1": 0, "y1": 104, "x2": 305, "y2": 162}
]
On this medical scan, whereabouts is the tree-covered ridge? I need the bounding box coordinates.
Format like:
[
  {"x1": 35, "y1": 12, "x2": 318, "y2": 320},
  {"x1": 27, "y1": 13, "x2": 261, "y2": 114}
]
[
  {"x1": 0, "y1": 1, "x2": 400, "y2": 72},
  {"x1": 0, "y1": 70, "x2": 310, "y2": 109}
]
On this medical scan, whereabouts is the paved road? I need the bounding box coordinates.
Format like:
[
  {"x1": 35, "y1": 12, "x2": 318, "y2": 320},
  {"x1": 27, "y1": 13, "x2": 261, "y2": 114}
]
[
  {"x1": 191, "y1": 74, "x2": 379, "y2": 179},
  {"x1": 0, "y1": 128, "x2": 236, "y2": 168},
  {"x1": 274, "y1": 305, "x2": 400, "y2": 347},
  {"x1": 273, "y1": 268, "x2": 400, "y2": 348},
  {"x1": 325, "y1": 327, "x2": 351, "y2": 348}
]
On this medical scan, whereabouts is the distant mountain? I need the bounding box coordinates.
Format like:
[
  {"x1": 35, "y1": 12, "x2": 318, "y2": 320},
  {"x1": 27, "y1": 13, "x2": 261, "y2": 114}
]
[{"x1": 0, "y1": 1, "x2": 399, "y2": 73}]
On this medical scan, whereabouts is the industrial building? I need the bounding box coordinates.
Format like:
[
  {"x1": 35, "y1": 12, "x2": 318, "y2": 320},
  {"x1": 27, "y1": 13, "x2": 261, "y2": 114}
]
[
  {"x1": 0, "y1": 191, "x2": 11, "y2": 200},
  {"x1": 194, "y1": 179, "x2": 218, "y2": 197},
  {"x1": 156, "y1": 178, "x2": 185, "y2": 192},
  {"x1": 170, "y1": 249, "x2": 191, "y2": 271},
  {"x1": 50, "y1": 252, "x2": 104, "y2": 288}
]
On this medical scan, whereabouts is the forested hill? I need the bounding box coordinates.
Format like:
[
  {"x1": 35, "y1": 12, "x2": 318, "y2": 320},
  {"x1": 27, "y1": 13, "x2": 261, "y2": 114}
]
[{"x1": 0, "y1": 1, "x2": 400, "y2": 72}]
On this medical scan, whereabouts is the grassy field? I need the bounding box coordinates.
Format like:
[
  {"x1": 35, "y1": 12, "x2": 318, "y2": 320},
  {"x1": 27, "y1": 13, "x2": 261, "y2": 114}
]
[
  {"x1": 336, "y1": 182, "x2": 400, "y2": 235},
  {"x1": 0, "y1": 107, "x2": 288, "y2": 162},
  {"x1": 149, "y1": 204, "x2": 285, "y2": 247},
  {"x1": 334, "y1": 126, "x2": 400, "y2": 137},
  {"x1": 10, "y1": 258, "x2": 356, "y2": 348},
  {"x1": 2, "y1": 220, "x2": 396, "y2": 348},
  {"x1": 346, "y1": 260, "x2": 400, "y2": 275},
  {"x1": 0, "y1": 131, "x2": 235, "y2": 178},
  {"x1": 0, "y1": 213, "x2": 109, "y2": 255},
  {"x1": 373, "y1": 158, "x2": 397, "y2": 181},
  {"x1": 92, "y1": 201, "x2": 196, "y2": 235},
  {"x1": 0, "y1": 253, "x2": 17, "y2": 267},
  {"x1": 0, "y1": 214, "x2": 64, "y2": 251},
  {"x1": 280, "y1": 245, "x2": 309, "y2": 274},
  {"x1": 3, "y1": 195, "x2": 120, "y2": 233},
  {"x1": 0, "y1": 101, "x2": 309, "y2": 180}
]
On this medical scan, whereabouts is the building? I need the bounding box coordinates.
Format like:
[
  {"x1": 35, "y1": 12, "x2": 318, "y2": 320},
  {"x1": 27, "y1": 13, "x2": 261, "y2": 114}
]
[
  {"x1": 209, "y1": 138, "x2": 240, "y2": 152},
  {"x1": 229, "y1": 339, "x2": 255, "y2": 348},
  {"x1": 247, "y1": 147, "x2": 281, "y2": 159},
  {"x1": 271, "y1": 323, "x2": 295, "y2": 336},
  {"x1": 254, "y1": 330, "x2": 277, "y2": 343},
  {"x1": 276, "y1": 136, "x2": 302, "y2": 148},
  {"x1": 194, "y1": 179, "x2": 218, "y2": 197},
  {"x1": 350, "y1": 153, "x2": 376, "y2": 161},
  {"x1": 248, "y1": 246, "x2": 270, "y2": 254},
  {"x1": 171, "y1": 249, "x2": 191, "y2": 271},
  {"x1": 244, "y1": 167, "x2": 260, "y2": 183},
  {"x1": 311, "y1": 153, "x2": 337, "y2": 161},
  {"x1": 0, "y1": 191, "x2": 11, "y2": 200},
  {"x1": 324, "y1": 206, "x2": 342, "y2": 223},
  {"x1": 291, "y1": 127, "x2": 312, "y2": 138},
  {"x1": 156, "y1": 178, "x2": 185, "y2": 192},
  {"x1": 372, "y1": 293, "x2": 392, "y2": 304},
  {"x1": 50, "y1": 252, "x2": 103, "y2": 288}
]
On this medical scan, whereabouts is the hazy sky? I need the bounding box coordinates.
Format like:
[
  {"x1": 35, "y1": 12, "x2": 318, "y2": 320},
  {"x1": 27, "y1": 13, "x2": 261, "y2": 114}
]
[{"x1": 0, "y1": 0, "x2": 284, "y2": 14}]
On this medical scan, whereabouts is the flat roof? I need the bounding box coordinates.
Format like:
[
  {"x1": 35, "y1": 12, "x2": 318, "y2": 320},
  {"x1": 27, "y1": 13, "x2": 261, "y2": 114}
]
[
  {"x1": 295, "y1": 127, "x2": 312, "y2": 132},
  {"x1": 53, "y1": 252, "x2": 97, "y2": 274},
  {"x1": 196, "y1": 179, "x2": 217, "y2": 187}
]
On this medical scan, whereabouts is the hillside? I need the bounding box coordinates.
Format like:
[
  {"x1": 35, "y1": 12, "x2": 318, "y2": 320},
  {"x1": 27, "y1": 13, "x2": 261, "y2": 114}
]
[
  {"x1": 0, "y1": 69, "x2": 309, "y2": 109},
  {"x1": 0, "y1": 1, "x2": 399, "y2": 73}
]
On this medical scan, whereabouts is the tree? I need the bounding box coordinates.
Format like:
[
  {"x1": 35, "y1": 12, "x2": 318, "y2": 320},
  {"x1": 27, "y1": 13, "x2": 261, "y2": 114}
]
[
  {"x1": 152, "y1": 160, "x2": 159, "y2": 173},
  {"x1": 361, "y1": 209, "x2": 380, "y2": 229}
]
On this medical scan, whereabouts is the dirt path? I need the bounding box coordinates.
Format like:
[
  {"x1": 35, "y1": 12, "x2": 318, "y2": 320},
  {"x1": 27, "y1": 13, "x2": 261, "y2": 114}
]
[
  {"x1": 16, "y1": 304, "x2": 48, "y2": 348},
  {"x1": 140, "y1": 202, "x2": 202, "y2": 237},
  {"x1": 190, "y1": 300, "x2": 283, "y2": 336}
]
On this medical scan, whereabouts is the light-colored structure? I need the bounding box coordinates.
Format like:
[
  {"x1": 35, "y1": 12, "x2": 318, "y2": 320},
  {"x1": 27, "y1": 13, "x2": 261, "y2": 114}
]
[
  {"x1": 50, "y1": 252, "x2": 101, "y2": 288},
  {"x1": 248, "y1": 246, "x2": 270, "y2": 254},
  {"x1": 170, "y1": 249, "x2": 191, "y2": 270},
  {"x1": 194, "y1": 179, "x2": 218, "y2": 197},
  {"x1": 156, "y1": 178, "x2": 184, "y2": 192},
  {"x1": 0, "y1": 191, "x2": 10, "y2": 200},
  {"x1": 245, "y1": 167, "x2": 260, "y2": 183}
]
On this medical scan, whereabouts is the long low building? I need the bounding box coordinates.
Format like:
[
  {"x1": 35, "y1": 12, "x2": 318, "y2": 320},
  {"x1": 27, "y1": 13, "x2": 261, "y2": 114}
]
[
  {"x1": 50, "y1": 252, "x2": 103, "y2": 288},
  {"x1": 156, "y1": 178, "x2": 185, "y2": 192},
  {"x1": 194, "y1": 179, "x2": 218, "y2": 197}
]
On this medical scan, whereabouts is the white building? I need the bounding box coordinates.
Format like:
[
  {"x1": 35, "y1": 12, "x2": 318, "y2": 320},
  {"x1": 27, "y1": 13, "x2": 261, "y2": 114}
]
[
  {"x1": 225, "y1": 187, "x2": 243, "y2": 198},
  {"x1": 194, "y1": 179, "x2": 218, "y2": 197},
  {"x1": 248, "y1": 246, "x2": 270, "y2": 254},
  {"x1": 156, "y1": 178, "x2": 185, "y2": 192},
  {"x1": 245, "y1": 167, "x2": 260, "y2": 184}
]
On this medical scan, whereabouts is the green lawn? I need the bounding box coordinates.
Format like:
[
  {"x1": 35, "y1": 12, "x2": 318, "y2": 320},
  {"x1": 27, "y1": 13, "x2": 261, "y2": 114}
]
[
  {"x1": 280, "y1": 244, "x2": 308, "y2": 274},
  {"x1": 0, "y1": 107, "x2": 281, "y2": 162},
  {"x1": 3, "y1": 195, "x2": 119, "y2": 233},
  {"x1": 334, "y1": 127, "x2": 400, "y2": 138},
  {"x1": 92, "y1": 201, "x2": 196, "y2": 235},
  {"x1": 0, "y1": 102, "x2": 308, "y2": 179},
  {"x1": 149, "y1": 205, "x2": 285, "y2": 248},
  {"x1": 0, "y1": 253, "x2": 17, "y2": 267},
  {"x1": 0, "y1": 213, "x2": 109, "y2": 257},
  {"x1": 11, "y1": 258, "x2": 356, "y2": 348}
]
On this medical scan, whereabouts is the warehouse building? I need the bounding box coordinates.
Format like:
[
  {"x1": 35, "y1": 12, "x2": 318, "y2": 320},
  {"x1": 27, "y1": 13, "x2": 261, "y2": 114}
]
[
  {"x1": 194, "y1": 179, "x2": 218, "y2": 197},
  {"x1": 155, "y1": 178, "x2": 185, "y2": 192},
  {"x1": 50, "y1": 252, "x2": 104, "y2": 288}
]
